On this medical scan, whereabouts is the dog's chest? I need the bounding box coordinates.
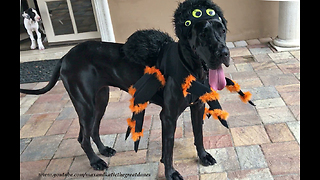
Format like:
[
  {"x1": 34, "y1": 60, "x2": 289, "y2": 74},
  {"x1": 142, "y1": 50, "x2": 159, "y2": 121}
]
[{"x1": 24, "y1": 19, "x2": 38, "y2": 31}]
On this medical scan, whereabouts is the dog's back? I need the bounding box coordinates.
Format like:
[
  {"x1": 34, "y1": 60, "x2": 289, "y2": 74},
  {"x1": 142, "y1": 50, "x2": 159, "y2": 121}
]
[{"x1": 123, "y1": 29, "x2": 174, "y2": 67}]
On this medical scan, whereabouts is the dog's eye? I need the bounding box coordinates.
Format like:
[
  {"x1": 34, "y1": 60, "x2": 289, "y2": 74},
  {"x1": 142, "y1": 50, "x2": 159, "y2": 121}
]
[
  {"x1": 185, "y1": 20, "x2": 192, "y2": 26},
  {"x1": 206, "y1": 9, "x2": 215, "y2": 16},
  {"x1": 192, "y1": 9, "x2": 202, "y2": 18},
  {"x1": 222, "y1": 29, "x2": 226, "y2": 34}
]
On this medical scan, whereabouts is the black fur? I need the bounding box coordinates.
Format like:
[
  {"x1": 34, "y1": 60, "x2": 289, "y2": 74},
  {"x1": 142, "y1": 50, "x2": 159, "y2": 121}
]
[
  {"x1": 24, "y1": 8, "x2": 36, "y2": 21},
  {"x1": 20, "y1": 1, "x2": 229, "y2": 179},
  {"x1": 173, "y1": 0, "x2": 227, "y2": 39},
  {"x1": 123, "y1": 29, "x2": 174, "y2": 66}
]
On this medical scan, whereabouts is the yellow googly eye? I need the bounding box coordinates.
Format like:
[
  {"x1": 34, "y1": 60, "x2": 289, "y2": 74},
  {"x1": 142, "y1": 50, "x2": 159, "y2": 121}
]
[
  {"x1": 206, "y1": 9, "x2": 215, "y2": 16},
  {"x1": 185, "y1": 20, "x2": 191, "y2": 26},
  {"x1": 192, "y1": 9, "x2": 202, "y2": 18}
]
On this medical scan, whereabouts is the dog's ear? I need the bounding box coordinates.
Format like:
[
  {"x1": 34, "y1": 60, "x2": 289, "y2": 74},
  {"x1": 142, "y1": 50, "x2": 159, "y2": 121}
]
[
  {"x1": 22, "y1": 12, "x2": 30, "y2": 19},
  {"x1": 213, "y1": 4, "x2": 228, "y2": 30}
]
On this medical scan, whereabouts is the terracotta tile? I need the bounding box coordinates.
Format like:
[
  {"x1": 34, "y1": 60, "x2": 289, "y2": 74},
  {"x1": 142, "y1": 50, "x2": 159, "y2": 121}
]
[
  {"x1": 290, "y1": 50, "x2": 300, "y2": 60},
  {"x1": 114, "y1": 132, "x2": 149, "y2": 152},
  {"x1": 259, "y1": 74, "x2": 299, "y2": 86},
  {"x1": 230, "y1": 71, "x2": 258, "y2": 81},
  {"x1": 28, "y1": 112, "x2": 60, "y2": 123},
  {"x1": 200, "y1": 147, "x2": 240, "y2": 173},
  {"x1": 150, "y1": 127, "x2": 182, "y2": 141},
  {"x1": 273, "y1": 174, "x2": 300, "y2": 180},
  {"x1": 25, "y1": 100, "x2": 68, "y2": 114},
  {"x1": 158, "y1": 159, "x2": 198, "y2": 179},
  {"x1": 102, "y1": 101, "x2": 132, "y2": 119},
  {"x1": 253, "y1": 54, "x2": 272, "y2": 63},
  {"x1": 261, "y1": 141, "x2": 300, "y2": 175},
  {"x1": 230, "y1": 125, "x2": 270, "y2": 146},
  {"x1": 173, "y1": 138, "x2": 197, "y2": 160},
  {"x1": 254, "y1": 98, "x2": 286, "y2": 109},
  {"x1": 288, "y1": 105, "x2": 300, "y2": 120},
  {"x1": 46, "y1": 81, "x2": 67, "y2": 94},
  {"x1": 203, "y1": 134, "x2": 233, "y2": 149},
  {"x1": 277, "y1": 63, "x2": 300, "y2": 74},
  {"x1": 257, "y1": 106, "x2": 296, "y2": 124},
  {"x1": 235, "y1": 145, "x2": 267, "y2": 169},
  {"x1": 54, "y1": 138, "x2": 85, "y2": 158},
  {"x1": 107, "y1": 162, "x2": 158, "y2": 179},
  {"x1": 35, "y1": 93, "x2": 64, "y2": 103},
  {"x1": 251, "y1": 61, "x2": 283, "y2": 76},
  {"x1": 20, "y1": 119, "x2": 54, "y2": 138},
  {"x1": 68, "y1": 155, "x2": 107, "y2": 175},
  {"x1": 147, "y1": 141, "x2": 162, "y2": 162},
  {"x1": 20, "y1": 160, "x2": 50, "y2": 180},
  {"x1": 265, "y1": 123, "x2": 295, "y2": 143},
  {"x1": 221, "y1": 100, "x2": 257, "y2": 116},
  {"x1": 202, "y1": 118, "x2": 229, "y2": 136},
  {"x1": 55, "y1": 106, "x2": 78, "y2": 120},
  {"x1": 43, "y1": 158, "x2": 74, "y2": 180},
  {"x1": 275, "y1": 84, "x2": 300, "y2": 93},
  {"x1": 232, "y1": 78, "x2": 263, "y2": 88},
  {"x1": 228, "y1": 168, "x2": 273, "y2": 180},
  {"x1": 46, "y1": 119, "x2": 73, "y2": 136},
  {"x1": 268, "y1": 52, "x2": 294, "y2": 61},
  {"x1": 64, "y1": 118, "x2": 80, "y2": 139},
  {"x1": 201, "y1": 172, "x2": 227, "y2": 180},
  {"x1": 246, "y1": 39, "x2": 261, "y2": 45},
  {"x1": 286, "y1": 121, "x2": 300, "y2": 144},
  {"x1": 227, "y1": 113, "x2": 262, "y2": 128},
  {"x1": 20, "y1": 135, "x2": 63, "y2": 162},
  {"x1": 109, "y1": 149, "x2": 147, "y2": 166},
  {"x1": 230, "y1": 47, "x2": 252, "y2": 57}
]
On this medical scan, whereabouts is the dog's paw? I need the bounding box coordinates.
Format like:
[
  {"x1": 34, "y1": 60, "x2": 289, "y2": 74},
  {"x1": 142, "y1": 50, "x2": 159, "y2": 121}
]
[
  {"x1": 99, "y1": 146, "x2": 116, "y2": 157},
  {"x1": 199, "y1": 151, "x2": 217, "y2": 166},
  {"x1": 90, "y1": 158, "x2": 108, "y2": 171},
  {"x1": 166, "y1": 169, "x2": 184, "y2": 180},
  {"x1": 30, "y1": 45, "x2": 36, "y2": 49},
  {"x1": 38, "y1": 45, "x2": 45, "y2": 50}
]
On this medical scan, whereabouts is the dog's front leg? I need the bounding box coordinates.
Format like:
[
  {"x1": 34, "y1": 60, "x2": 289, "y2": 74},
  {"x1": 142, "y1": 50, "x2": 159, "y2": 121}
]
[
  {"x1": 26, "y1": 29, "x2": 36, "y2": 49},
  {"x1": 190, "y1": 102, "x2": 217, "y2": 166},
  {"x1": 160, "y1": 77, "x2": 184, "y2": 180},
  {"x1": 35, "y1": 29, "x2": 45, "y2": 50}
]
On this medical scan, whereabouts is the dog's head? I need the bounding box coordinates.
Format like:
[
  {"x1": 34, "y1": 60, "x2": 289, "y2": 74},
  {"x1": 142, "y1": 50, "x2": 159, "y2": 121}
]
[
  {"x1": 22, "y1": 8, "x2": 41, "y2": 22},
  {"x1": 173, "y1": 0, "x2": 229, "y2": 70}
]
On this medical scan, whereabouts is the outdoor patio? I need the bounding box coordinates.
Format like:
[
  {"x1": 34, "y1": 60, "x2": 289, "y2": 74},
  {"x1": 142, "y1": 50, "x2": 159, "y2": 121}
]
[{"x1": 20, "y1": 38, "x2": 300, "y2": 180}]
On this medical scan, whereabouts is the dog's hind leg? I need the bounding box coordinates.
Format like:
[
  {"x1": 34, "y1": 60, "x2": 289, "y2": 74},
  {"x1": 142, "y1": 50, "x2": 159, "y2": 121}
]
[
  {"x1": 190, "y1": 102, "x2": 216, "y2": 166},
  {"x1": 62, "y1": 79, "x2": 108, "y2": 171},
  {"x1": 91, "y1": 86, "x2": 116, "y2": 157}
]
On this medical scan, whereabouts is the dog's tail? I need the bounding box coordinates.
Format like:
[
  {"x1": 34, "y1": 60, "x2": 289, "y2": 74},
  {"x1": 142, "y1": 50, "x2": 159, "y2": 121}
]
[{"x1": 20, "y1": 58, "x2": 62, "y2": 95}]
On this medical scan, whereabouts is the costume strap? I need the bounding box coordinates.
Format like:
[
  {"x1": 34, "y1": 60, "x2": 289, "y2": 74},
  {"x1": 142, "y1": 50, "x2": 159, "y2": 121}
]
[{"x1": 225, "y1": 77, "x2": 255, "y2": 106}]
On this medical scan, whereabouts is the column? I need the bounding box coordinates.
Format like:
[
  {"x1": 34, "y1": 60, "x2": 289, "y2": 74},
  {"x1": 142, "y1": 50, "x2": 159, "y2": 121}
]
[
  {"x1": 271, "y1": 1, "x2": 300, "y2": 51},
  {"x1": 92, "y1": 0, "x2": 115, "y2": 42}
]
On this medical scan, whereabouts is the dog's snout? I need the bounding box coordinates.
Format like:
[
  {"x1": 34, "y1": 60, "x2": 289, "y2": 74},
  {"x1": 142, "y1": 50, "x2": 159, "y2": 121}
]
[{"x1": 221, "y1": 48, "x2": 229, "y2": 58}]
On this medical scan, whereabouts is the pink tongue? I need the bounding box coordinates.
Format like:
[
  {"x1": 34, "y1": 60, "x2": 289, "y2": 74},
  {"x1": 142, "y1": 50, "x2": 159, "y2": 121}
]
[{"x1": 209, "y1": 65, "x2": 226, "y2": 91}]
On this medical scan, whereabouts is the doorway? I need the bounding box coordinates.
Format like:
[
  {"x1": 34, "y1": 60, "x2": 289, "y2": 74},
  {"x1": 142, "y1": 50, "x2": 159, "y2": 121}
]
[{"x1": 37, "y1": 0, "x2": 100, "y2": 44}]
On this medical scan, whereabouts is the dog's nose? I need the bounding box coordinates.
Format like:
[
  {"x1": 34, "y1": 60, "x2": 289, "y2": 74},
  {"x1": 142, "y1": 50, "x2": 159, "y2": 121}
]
[{"x1": 221, "y1": 47, "x2": 229, "y2": 58}]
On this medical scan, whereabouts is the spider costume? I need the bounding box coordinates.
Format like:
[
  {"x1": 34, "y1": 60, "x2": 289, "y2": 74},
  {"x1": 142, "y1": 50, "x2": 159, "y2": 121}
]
[{"x1": 123, "y1": 8, "x2": 255, "y2": 152}]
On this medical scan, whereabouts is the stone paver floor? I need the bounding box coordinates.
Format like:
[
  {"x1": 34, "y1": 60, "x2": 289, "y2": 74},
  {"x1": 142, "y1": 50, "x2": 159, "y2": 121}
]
[{"x1": 20, "y1": 38, "x2": 300, "y2": 180}]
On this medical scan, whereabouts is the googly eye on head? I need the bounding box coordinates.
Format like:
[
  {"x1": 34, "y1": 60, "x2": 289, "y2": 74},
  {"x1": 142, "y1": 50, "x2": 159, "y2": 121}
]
[
  {"x1": 206, "y1": 9, "x2": 215, "y2": 16},
  {"x1": 192, "y1": 9, "x2": 202, "y2": 18},
  {"x1": 185, "y1": 20, "x2": 192, "y2": 26}
]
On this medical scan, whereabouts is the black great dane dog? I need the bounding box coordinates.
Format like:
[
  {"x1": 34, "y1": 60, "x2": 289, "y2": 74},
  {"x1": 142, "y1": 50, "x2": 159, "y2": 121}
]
[{"x1": 20, "y1": 0, "x2": 237, "y2": 179}]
